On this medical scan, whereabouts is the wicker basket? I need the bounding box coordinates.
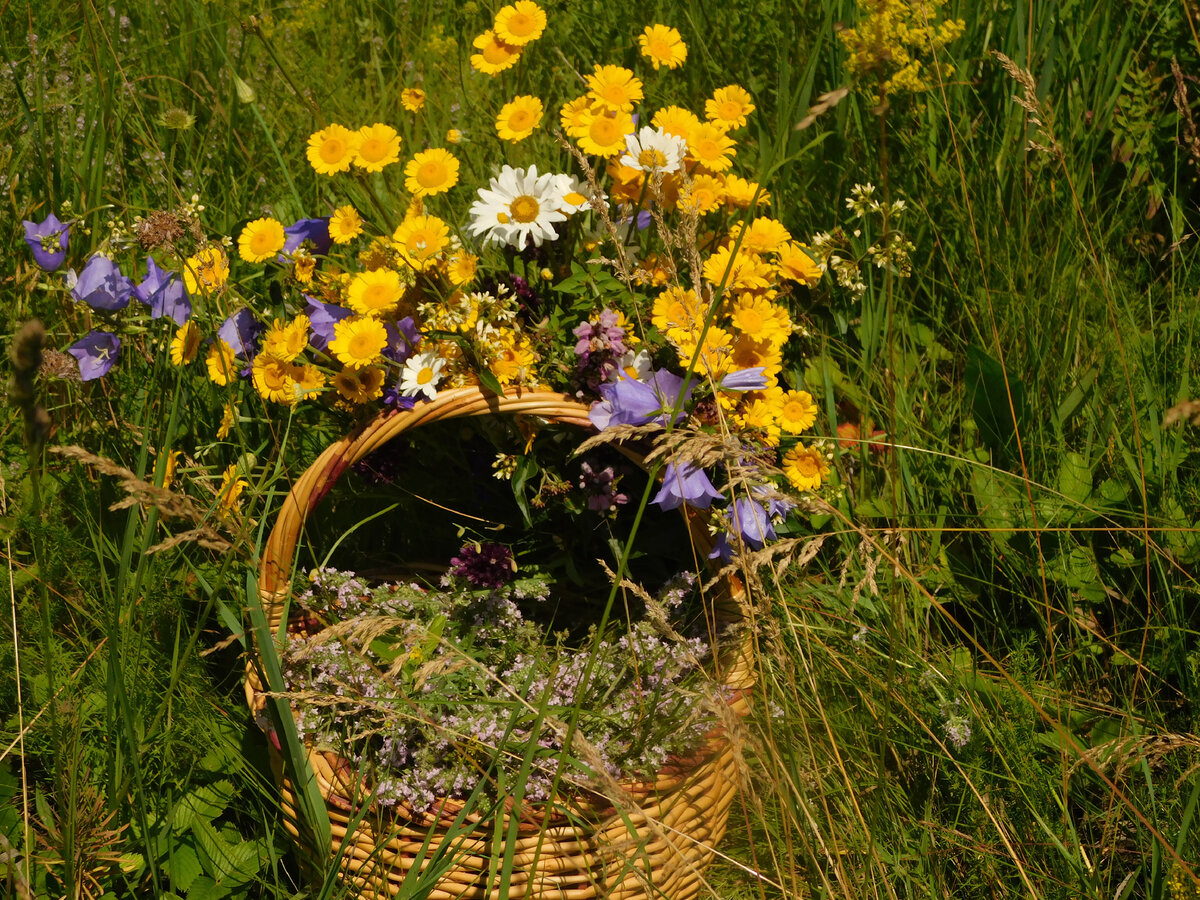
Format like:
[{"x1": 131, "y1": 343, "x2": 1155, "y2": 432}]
[{"x1": 245, "y1": 385, "x2": 754, "y2": 899}]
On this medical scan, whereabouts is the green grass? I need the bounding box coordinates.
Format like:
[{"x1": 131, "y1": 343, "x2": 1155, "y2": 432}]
[{"x1": 3, "y1": 0, "x2": 1200, "y2": 897}]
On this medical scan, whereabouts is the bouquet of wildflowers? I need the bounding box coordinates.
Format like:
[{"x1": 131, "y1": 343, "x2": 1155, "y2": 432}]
[{"x1": 25, "y1": 2, "x2": 835, "y2": 558}]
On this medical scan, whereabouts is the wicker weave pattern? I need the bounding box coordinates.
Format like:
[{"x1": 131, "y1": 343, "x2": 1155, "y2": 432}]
[{"x1": 245, "y1": 386, "x2": 754, "y2": 898}]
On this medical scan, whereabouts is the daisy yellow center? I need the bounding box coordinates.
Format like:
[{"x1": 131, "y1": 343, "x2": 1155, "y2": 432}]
[
  {"x1": 509, "y1": 108, "x2": 534, "y2": 129},
  {"x1": 564, "y1": 190, "x2": 587, "y2": 206},
  {"x1": 360, "y1": 138, "x2": 387, "y2": 162},
  {"x1": 483, "y1": 42, "x2": 511, "y2": 65},
  {"x1": 601, "y1": 84, "x2": 629, "y2": 106},
  {"x1": 638, "y1": 148, "x2": 668, "y2": 168},
  {"x1": 350, "y1": 334, "x2": 378, "y2": 357},
  {"x1": 696, "y1": 138, "x2": 720, "y2": 159},
  {"x1": 736, "y1": 307, "x2": 764, "y2": 333},
  {"x1": 794, "y1": 455, "x2": 818, "y2": 475},
  {"x1": 417, "y1": 161, "x2": 448, "y2": 188},
  {"x1": 417, "y1": 366, "x2": 434, "y2": 385},
  {"x1": 251, "y1": 231, "x2": 275, "y2": 253},
  {"x1": 509, "y1": 195, "x2": 540, "y2": 223},
  {"x1": 720, "y1": 100, "x2": 744, "y2": 120},
  {"x1": 364, "y1": 285, "x2": 390, "y2": 308},
  {"x1": 507, "y1": 13, "x2": 534, "y2": 36},
  {"x1": 783, "y1": 399, "x2": 807, "y2": 419},
  {"x1": 321, "y1": 138, "x2": 347, "y2": 163},
  {"x1": 590, "y1": 117, "x2": 619, "y2": 145},
  {"x1": 650, "y1": 39, "x2": 672, "y2": 59}
]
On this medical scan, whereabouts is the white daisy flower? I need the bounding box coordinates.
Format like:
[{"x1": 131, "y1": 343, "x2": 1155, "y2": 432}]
[
  {"x1": 399, "y1": 349, "x2": 446, "y2": 401},
  {"x1": 618, "y1": 126, "x2": 687, "y2": 174},
  {"x1": 467, "y1": 164, "x2": 569, "y2": 250},
  {"x1": 551, "y1": 174, "x2": 603, "y2": 214}
]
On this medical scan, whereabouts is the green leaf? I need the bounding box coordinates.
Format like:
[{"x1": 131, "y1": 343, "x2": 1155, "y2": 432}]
[
  {"x1": 965, "y1": 345, "x2": 1027, "y2": 465},
  {"x1": 173, "y1": 781, "x2": 234, "y2": 831},
  {"x1": 168, "y1": 842, "x2": 203, "y2": 893},
  {"x1": 476, "y1": 366, "x2": 505, "y2": 398}
]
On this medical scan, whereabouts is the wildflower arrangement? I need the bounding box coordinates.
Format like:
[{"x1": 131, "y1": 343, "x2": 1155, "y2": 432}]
[
  {"x1": 26, "y1": 3, "x2": 834, "y2": 557},
  {"x1": 281, "y1": 563, "x2": 720, "y2": 811}
]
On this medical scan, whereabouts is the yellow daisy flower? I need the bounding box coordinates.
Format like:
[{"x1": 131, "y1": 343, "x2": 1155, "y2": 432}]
[
  {"x1": 329, "y1": 316, "x2": 388, "y2": 370},
  {"x1": 559, "y1": 95, "x2": 593, "y2": 136},
  {"x1": 391, "y1": 214, "x2": 450, "y2": 272},
  {"x1": 252, "y1": 354, "x2": 300, "y2": 405},
  {"x1": 777, "y1": 242, "x2": 822, "y2": 286},
  {"x1": 446, "y1": 128, "x2": 463, "y2": 144},
  {"x1": 638, "y1": 24, "x2": 687, "y2": 70},
  {"x1": 586, "y1": 64, "x2": 643, "y2": 112},
  {"x1": 651, "y1": 105, "x2": 702, "y2": 144},
  {"x1": 354, "y1": 123, "x2": 402, "y2": 172},
  {"x1": 729, "y1": 333, "x2": 782, "y2": 379},
  {"x1": 723, "y1": 174, "x2": 770, "y2": 208},
  {"x1": 170, "y1": 321, "x2": 201, "y2": 366},
  {"x1": 679, "y1": 173, "x2": 725, "y2": 215},
  {"x1": 703, "y1": 245, "x2": 770, "y2": 292},
  {"x1": 329, "y1": 205, "x2": 364, "y2": 244},
  {"x1": 206, "y1": 339, "x2": 238, "y2": 386},
  {"x1": 706, "y1": 84, "x2": 755, "y2": 131},
  {"x1": 404, "y1": 148, "x2": 460, "y2": 197},
  {"x1": 778, "y1": 390, "x2": 818, "y2": 433},
  {"x1": 261, "y1": 315, "x2": 311, "y2": 362},
  {"x1": 493, "y1": 0, "x2": 546, "y2": 46},
  {"x1": 575, "y1": 107, "x2": 635, "y2": 157},
  {"x1": 491, "y1": 332, "x2": 538, "y2": 386},
  {"x1": 217, "y1": 402, "x2": 236, "y2": 439},
  {"x1": 289, "y1": 362, "x2": 326, "y2": 400},
  {"x1": 495, "y1": 95, "x2": 544, "y2": 143},
  {"x1": 306, "y1": 123, "x2": 358, "y2": 175},
  {"x1": 783, "y1": 444, "x2": 830, "y2": 491},
  {"x1": 471, "y1": 30, "x2": 522, "y2": 75},
  {"x1": 651, "y1": 286, "x2": 706, "y2": 340},
  {"x1": 732, "y1": 217, "x2": 792, "y2": 255},
  {"x1": 401, "y1": 87, "x2": 426, "y2": 112},
  {"x1": 347, "y1": 268, "x2": 405, "y2": 316},
  {"x1": 729, "y1": 296, "x2": 791, "y2": 345},
  {"x1": 238, "y1": 217, "x2": 286, "y2": 263},
  {"x1": 183, "y1": 245, "x2": 229, "y2": 296},
  {"x1": 332, "y1": 366, "x2": 385, "y2": 404},
  {"x1": 686, "y1": 122, "x2": 737, "y2": 172},
  {"x1": 447, "y1": 252, "x2": 478, "y2": 286}
]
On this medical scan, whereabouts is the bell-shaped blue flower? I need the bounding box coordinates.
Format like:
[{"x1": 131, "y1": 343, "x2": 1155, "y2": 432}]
[
  {"x1": 283, "y1": 217, "x2": 332, "y2": 257},
  {"x1": 652, "y1": 461, "x2": 723, "y2": 511},
  {"x1": 67, "y1": 330, "x2": 121, "y2": 381},
  {"x1": 304, "y1": 295, "x2": 353, "y2": 352},
  {"x1": 589, "y1": 368, "x2": 692, "y2": 431},
  {"x1": 133, "y1": 257, "x2": 191, "y2": 325},
  {"x1": 22, "y1": 213, "x2": 70, "y2": 271},
  {"x1": 72, "y1": 256, "x2": 133, "y2": 311}
]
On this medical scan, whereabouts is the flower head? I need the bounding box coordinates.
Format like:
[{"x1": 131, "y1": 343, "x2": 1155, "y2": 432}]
[
  {"x1": 401, "y1": 87, "x2": 426, "y2": 112},
  {"x1": 67, "y1": 331, "x2": 121, "y2": 381},
  {"x1": 493, "y1": 1, "x2": 546, "y2": 46},
  {"x1": 495, "y1": 95, "x2": 544, "y2": 143},
  {"x1": 686, "y1": 122, "x2": 737, "y2": 171},
  {"x1": 133, "y1": 256, "x2": 191, "y2": 324},
  {"x1": 449, "y1": 542, "x2": 516, "y2": 588},
  {"x1": 586, "y1": 64, "x2": 643, "y2": 112},
  {"x1": 206, "y1": 340, "x2": 238, "y2": 385},
  {"x1": 261, "y1": 315, "x2": 311, "y2": 362},
  {"x1": 652, "y1": 461, "x2": 723, "y2": 511},
  {"x1": 284, "y1": 217, "x2": 332, "y2": 256},
  {"x1": 706, "y1": 84, "x2": 755, "y2": 130},
  {"x1": 330, "y1": 316, "x2": 388, "y2": 369},
  {"x1": 618, "y1": 126, "x2": 686, "y2": 174},
  {"x1": 783, "y1": 443, "x2": 829, "y2": 491},
  {"x1": 575, "y1": 106, "x2": 635, "y2": 157},
  {"x1": 638, "y1": 24, "x2": 687, "y2": 70},
  {"x1": 238, "y1": 217, "x2": 286, "y2": 263},
  {"x1": 307, "y1": 123, "x2": 358, "y2": 175},
  {"x1": 589, "y1": 368, "x2": 692, "y2": 430},
  {"x1": 332, "y1": 366, "x2": 385, "y2": 404},
  {"x1": 23, "y1": 213, "x2": 70, "y2": 270},
  {"x1": 404, "y1": 148, "x2": 460, "y2": 197},
  {"x1": 471, "y1": 30, "x2": 522, "y2": 75},
  {"x1": 778, "y1": 390, "x2": 818, "y2": 433},
  {"x1": 354, "y1": 123, "x2": 402, "y2": 172},
  {"x1": 329, "y1": 206, "x2": 364, "y2": 244},
  {"x1": 72, "y1": 256, "x2": 133, "y2": 311},
  {"x1": 467, "y1": 164, "x2": 568, "y2": 250},
  {"x1": 399, "y1": 349, "x2": 446, "y2": 400},
  {"x1": 183, "y1": 245, "x2": 229, "y2": 296},
  {"x1": 347, "y1": 268, "x2": 405, "y2": 316},
  {"x1": 391, "y1": 215, "x2": 450, "y2": 271},
  {"x1": 170, "y1": 321, "x2": 201, "y2": 366}
]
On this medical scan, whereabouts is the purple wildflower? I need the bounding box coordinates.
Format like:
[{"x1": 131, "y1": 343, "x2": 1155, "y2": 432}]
[
  {"x1": 719, "y1": 367, "x2": 768, "y2": 392},
  {"x1": 67, "y1": 330, "x2": 121, "y2": 381},
  {"x1": 22, "y1": 213, "x2": 70, "y2": 271},
  {"x1": 579, "y1": 459, "x2": 629, "y2": 513},
  {"x1": 304, "y1": 296, "x2": 353, "y2": 352},
  {"x1": 382, "y1": 315, "x2": 421, "y2": 364},
  {"x1": 449, "y1": 543, "x2": 515, "y2": 589},
  {"x1": 589, "y1": 368, "x2": 692, "y2": 431},
  {"x1": 218, "y1": 308, "x2": 263, "y2": 361},
  {"x1": 72, "y1": 256, "x2": 133, "y2": 311},
  {"x1": 283, "y1": 217, "x2": 332, "y2": 257},
  {"x1": 652, "y1": 461, "x2": 723, "y2": 511},
  {"x1": 133, "y1": 256, "x2": 191, "y2": 325}
]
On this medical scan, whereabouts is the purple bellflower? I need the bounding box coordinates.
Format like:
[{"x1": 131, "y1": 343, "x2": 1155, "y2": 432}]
[
  {"x1": 719, "y1": 367, "x2": 768, "y2": 392},
  {"x1": 589, "y1": 368, "x2": 693, "y2": 431},
  {"x1": 218, "y1": 308, "x2": 263, "y2": 361},
  {"x1": 709, "y1": 497, "x2": 777, "y2": 561},
  {"x1": 304, "y1": 296, "x2": 353, "y2": 352},
  {"x1": 22, "y1": 213, "x2": 70, "y2": 271},
  {"x1": 283, "y1": 217, "x2": 332, "y2": 257},
  {"x1": 72, "y1": 256, "x2": 133, "y2": 311},
  {"x1": 133, "y1": 257, "x2": 191, "y2": 325},
  {"x1": 652, "y1": 461, "x2": 723, "y2": 511},
  {"x1": 382, "y1": 316, "x2": 421, "y2": 364},
  {"x1": 67, "y1": 331, "x2": 121, "y2": 381}
]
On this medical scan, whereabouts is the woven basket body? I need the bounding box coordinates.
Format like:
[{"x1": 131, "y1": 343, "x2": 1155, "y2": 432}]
[{"x1": 245, "y1": 386, "x2": 753, "y2": 899}]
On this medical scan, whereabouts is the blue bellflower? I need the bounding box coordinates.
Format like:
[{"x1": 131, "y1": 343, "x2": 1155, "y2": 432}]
[
  {"x1": 22, "y1": 213, "x2": 70, "y2": 271},
  {"x1": 283, "y1": 217, "x2": 332, "y2": 257},
  {"x1": 652, "y1": 461, "x2": 723, "y2": 511},
  {"x1": 67, "y1": 330, "x2": 121, "y2": 381},
  {"x1": 304, "y1": 296, "x2": 353, "y2": 351},
  {"x1": 133, "y1": 257, "x2": 191, "y2": 325},
  {"x1": 72, "y1": 256, "x2": 134, "y2": 311},
  {"x1": 589, "y1": 368, "x2": 692, "y2": 431}
]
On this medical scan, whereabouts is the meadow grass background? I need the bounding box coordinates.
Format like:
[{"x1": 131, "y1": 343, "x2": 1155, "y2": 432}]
[{"x1": 3, "y1": 0, "x2": 1200, "y2": 897}]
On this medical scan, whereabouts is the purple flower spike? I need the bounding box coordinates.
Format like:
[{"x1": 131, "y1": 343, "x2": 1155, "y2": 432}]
[
  {"x1": 283, "y1": 217, "x2": 332, "y2": 257},
  {"x1": 72, "y1": 256, "x2": 133, "y2": 311},
  {"x1": 652, "y1": 461, "x2": 723, "y2": 511},
  {"x1": 304, "y1": 295, "x2": 353, "y2": 352},
  {"x1": 218, "y1": 308, "x2": 263, "y2": 361},
  {"x1": 23, "y1": 213, "x2": 70, "y2": 271},
  {"x1": 67, "y1": 330, "x2": 121, "y2": 380},
  {"x1": 133, "y1": 257, "x2": 191, "y2": 324},
  {"x1": 719, "y1": 367, "x2": 768, "y2": 392}
]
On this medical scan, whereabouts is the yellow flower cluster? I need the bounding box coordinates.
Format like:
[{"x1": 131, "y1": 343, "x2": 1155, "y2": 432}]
[
  {"x1": 306, "y1": 123, "x2": 404, "y2": 175},
  {"x1": 839, "y1": 0, "x2": 965, "y2": 97},
  {"x1": 470, "y1": 1, "x2": 546, "y2": 75}
]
